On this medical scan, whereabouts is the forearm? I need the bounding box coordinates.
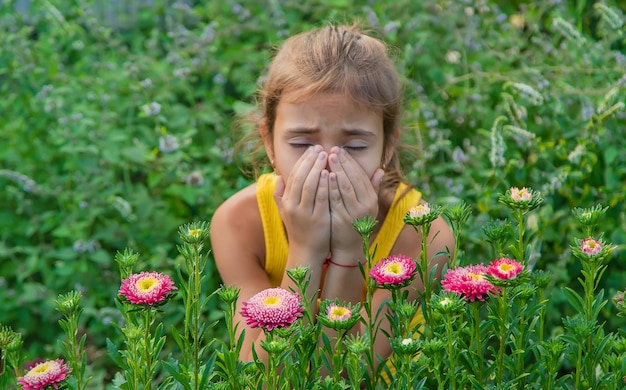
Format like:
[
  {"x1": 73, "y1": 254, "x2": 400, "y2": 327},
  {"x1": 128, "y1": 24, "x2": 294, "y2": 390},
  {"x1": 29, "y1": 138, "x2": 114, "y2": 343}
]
[{"x1": 281, "y1": 249, "x2": 326, "y2": 305}]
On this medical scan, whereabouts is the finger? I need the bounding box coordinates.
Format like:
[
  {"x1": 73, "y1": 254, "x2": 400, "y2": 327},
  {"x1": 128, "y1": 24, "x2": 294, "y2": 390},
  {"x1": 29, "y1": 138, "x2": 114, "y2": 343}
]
[
  {"x1": 300, "y1": 150, "x2": 328, "y2": 208},
  {"x1": 329, "y1": 171, "x2": 354, "y2": 224},
  {"x1": 328, "y1": 152, "x2": 358, "y2": 204},
  {"x1": 315, "y1": 169, "x2": 330, "y2": 212},
  {"x1": 370, "y1": 168, "x2": 385, "y2": 194},
  {"x1": 328, "y1": 171, "x2": 344, "y2": 209},
  {"x1": 273, "y1": 175, "x2": 286, "y2": 212},
  {"x1": 285, "y1": 145, "x2": 323, "y2": 205},
  {"x1": 336, "y1": 149, "x2": 370, "y2": 199}
]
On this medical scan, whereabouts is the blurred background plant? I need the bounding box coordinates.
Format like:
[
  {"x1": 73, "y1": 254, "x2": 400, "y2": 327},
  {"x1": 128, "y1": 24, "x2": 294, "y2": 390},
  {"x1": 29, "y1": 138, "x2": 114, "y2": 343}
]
[{"x1": 0, "y1": 0, "x2": 625, "y2": 386}]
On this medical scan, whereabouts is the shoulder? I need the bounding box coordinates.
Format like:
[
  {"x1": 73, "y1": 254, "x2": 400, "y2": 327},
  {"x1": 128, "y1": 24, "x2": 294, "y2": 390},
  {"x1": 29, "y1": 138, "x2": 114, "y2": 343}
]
[
  {"x1": 211, "y1": 183, "x2": 260, "y2": 232},
  {"x1": 210, "y1": 183, "x2": 266, "y2": 271}
]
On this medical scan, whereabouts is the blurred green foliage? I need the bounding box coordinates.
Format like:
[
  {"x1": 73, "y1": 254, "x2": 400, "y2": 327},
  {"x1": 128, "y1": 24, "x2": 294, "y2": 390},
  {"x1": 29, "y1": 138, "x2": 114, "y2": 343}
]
[{"x1": 1, "y1": 0, "x2": 625, "y2": 385}]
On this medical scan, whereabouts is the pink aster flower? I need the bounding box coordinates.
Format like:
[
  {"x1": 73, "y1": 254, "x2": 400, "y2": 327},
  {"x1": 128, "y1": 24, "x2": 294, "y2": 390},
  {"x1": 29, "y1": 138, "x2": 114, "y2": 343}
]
[
  {"x1": 241, "y1": 287, "x2": 304, "y2": 331},
  {"x1": 119, "y1": 271, "x2": 177, "y2": 305},
  {"x1": 580, "y1": 238, "x2": 602, "y2": 256},
  {"x1": 409, "y1": 203, "x2": 431, "y2": 218},
  {"x1": 510, "y1": 187, "x2": 532, "y2": 202},
  {"x1": 369, "y1": 254, "x2": 417, "y2": 288},
  {"x1": 327, "y1": 304, "x2": 352, "y2": 322},
  {"x1": 18, "y1": 359, "x2": 71, "y2": 390},
  {"x1": 442, "y1": 264, "x2": 499, "y2": 302},
  {"x1": 487, "y1": 258, "x2": 523, "y2": 280}
]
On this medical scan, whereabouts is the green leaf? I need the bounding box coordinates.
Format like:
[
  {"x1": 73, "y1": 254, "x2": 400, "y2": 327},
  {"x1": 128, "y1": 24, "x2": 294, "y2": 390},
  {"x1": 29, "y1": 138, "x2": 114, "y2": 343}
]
[
  {"x1": 562, "y1": 287, "x2": 585, "y2": 314},
  {"x1": 106, "y1": 338, "x2": 126, "y2": 369}
]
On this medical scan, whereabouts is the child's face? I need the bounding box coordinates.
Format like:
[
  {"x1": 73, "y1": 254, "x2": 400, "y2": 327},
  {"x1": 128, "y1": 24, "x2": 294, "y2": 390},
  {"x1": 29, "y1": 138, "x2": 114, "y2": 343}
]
[{"x1": 268, "y1": 91, "x2": 385, "y2": 180}]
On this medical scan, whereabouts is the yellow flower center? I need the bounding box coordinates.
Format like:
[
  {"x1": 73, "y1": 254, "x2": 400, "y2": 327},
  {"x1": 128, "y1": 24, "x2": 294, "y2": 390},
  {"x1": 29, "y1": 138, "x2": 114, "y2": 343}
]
[
  {"x1": 587, "y1": 241, "x2": 598, "y2": 249},
  {"x1": 468, "y1": 272, "x2": 484, "y2": 281},
  {"x1": 32, "y1": 363, "x2": 50, "y2": 374},
  {"x1": 439, "y1": 297, "x2": 452, "y2": 306},
  {"x1": 188, "y1": 229, "x2": 201, "y2": 237},
  {"x1": 263, "y1": 296, "x2": 280, "y2": 306},
  {"x1": 499, "y1": 263, "x2": 515, "y2": 272},
  {"x1": 330, "y1": 307, "x2": 349, "y2": 318},
  {"x1": 328, "y1": 306, "x2": 350, "y2": 320},
  {"x1": 385, "y1": 263, "x2": 403, "y2": 275},
  {"x1": 137, "y1": 277, "x2": 158, "y2": 292}
]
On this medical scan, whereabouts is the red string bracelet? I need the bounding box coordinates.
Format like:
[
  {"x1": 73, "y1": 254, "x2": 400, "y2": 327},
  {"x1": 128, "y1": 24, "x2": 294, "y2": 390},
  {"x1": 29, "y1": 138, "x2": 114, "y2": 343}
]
[{"x1": 325, "y1": 258, "x2": 361, "y2": 268}]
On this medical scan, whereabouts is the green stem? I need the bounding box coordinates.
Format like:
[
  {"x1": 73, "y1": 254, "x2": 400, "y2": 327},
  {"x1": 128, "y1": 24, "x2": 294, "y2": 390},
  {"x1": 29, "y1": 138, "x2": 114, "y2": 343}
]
[
  {"x1": 391, "y1": 288, "x2": 407, "y2": 337},
  {"x1": 266, "y1": 332, "x2": 278, "y2": 390},
  {"x1": 347, "y1": 352, "x2": 362, "y2": 390},
  {"x1": 496, "y1": 288, "x2": 509, "y2": 384},
  {"x1": 450, "y1": 224, "x2": 462, "y2": 269},
  {"x1": 225, "y1": 295, "x2": 237, "y2": 389},
  {"x1": 434, "y1": 353, "x2": 444, "y2": 390},
  {"x1": 361, "y1": 231, "x2": 377, "y2": 390},
  {"x1": 515, "y1": 311, "x2": 526, "y2": 383},
  {"x1": 582, "y1": 260, "x2": 599, "y2": 386},
  {"x1": 193, "y1": 244, "x2": 201, "y2": 390},
  {"x1": 516, "y1": 211, "x2": 525, "y2": 264},
  {"x1": 131, "y1": 341, "x2": 140, "y2": 390},
  {"x1": 69, "y1": 313, "x2": 84, "y2": 390},
  {"x1": 420, "y1": 224, "x2": 433, "y2": 331},
  {"x1": 574, "y1": 344, "x2": 583, "y2": 389},
  {"x1": 143, "y1": 310, "x2": 153, "y2": 390},
  {"x1": 445, "y1": 315, "x2": 457, "y2": 390},
  {"x1": 471, "y1": 303, "x2": 483, "y2": 385},
  {"x1": 332, "y1": 331, "x2": 345, "y2": 385}
]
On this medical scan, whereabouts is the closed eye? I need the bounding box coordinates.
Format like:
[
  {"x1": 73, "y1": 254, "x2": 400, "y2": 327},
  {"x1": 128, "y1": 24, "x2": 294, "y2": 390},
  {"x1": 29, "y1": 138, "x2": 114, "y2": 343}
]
[
  {"x1": 289, "y1": 143, "x2": 312, "y2": 149},
  {"x1": 344, "y1": 145, "x2": 367, "y2": 151}
]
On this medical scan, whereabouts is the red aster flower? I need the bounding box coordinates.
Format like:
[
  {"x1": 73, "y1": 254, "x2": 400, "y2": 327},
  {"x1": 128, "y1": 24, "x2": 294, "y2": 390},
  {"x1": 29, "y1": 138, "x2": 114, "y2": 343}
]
[
  {"x1": 487, "y1": 258, "x2": 523, "y2": 280},
  {"x1": 119, "y1": 271, "x2": 177, "y2": 306},
  {"x1": 241, "y1": 287, "x2": 304, "y2": 331},
  {"x1": 369, "y1": 254, "x2": 417, "y2": 288},
  {"x1": 441, "y1": 264, "x2": 499, "y2": 302}
]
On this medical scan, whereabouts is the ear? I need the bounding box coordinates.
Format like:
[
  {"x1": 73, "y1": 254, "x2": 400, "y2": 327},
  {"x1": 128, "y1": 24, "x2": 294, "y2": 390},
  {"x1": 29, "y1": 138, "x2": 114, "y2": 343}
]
[{"x1": 260, "y1": 121, "x2": 275, "y2": 165}]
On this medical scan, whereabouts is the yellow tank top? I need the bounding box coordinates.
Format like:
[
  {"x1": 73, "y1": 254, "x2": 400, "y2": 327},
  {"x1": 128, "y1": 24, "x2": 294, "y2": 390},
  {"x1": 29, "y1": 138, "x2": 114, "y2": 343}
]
[
  {"x1": 256, "y1": 173, "x2": 422, "y2": 283},
  {"x1": 256, "y1": 173, "x2": 424, "y2": 382}
]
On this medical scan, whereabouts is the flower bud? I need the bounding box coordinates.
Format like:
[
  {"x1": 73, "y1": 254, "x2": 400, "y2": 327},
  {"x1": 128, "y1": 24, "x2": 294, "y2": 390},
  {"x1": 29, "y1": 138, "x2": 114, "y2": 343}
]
[
  {"x1": 498, "y1": 186, "x2": 543, "y2": 213},
  {"x1": 179, "y1": 221, "x2": 210, "y2": 245},
  {"x1": 55, "y1": 291, "x2": 82, "y2": 317},
  {"x1": 352, "y1": 216, "x2": 378, "y2": 237},
  {"x1": 217, "y1": 285, "x2": 240, "y2": 305}
]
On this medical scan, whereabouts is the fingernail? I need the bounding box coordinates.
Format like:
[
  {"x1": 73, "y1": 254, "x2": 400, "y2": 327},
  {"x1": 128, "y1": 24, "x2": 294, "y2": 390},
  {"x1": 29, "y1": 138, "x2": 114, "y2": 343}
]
[
  {"x1": 318, "y1": 152, "x2": 326, "y2": 160},
  {"x1": 313, "y1": 145, "x2": 323, "y2": 153}
]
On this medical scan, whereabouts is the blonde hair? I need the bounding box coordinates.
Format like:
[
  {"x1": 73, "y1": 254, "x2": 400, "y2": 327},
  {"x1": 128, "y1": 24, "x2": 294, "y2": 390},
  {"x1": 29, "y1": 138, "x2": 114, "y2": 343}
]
[{"x1": 237, "y1": 22, "x2": 409, "y2": 206}]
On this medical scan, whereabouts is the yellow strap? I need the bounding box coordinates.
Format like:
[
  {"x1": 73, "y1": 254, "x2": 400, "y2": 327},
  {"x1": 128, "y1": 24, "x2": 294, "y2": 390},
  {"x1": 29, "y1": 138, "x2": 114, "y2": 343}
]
[
  {"x1": 369, "y1": 183, "x2": 422, "y2": 265},
  {"x1": 256, "y1": 174, "x2": 289, "y2": 286}
]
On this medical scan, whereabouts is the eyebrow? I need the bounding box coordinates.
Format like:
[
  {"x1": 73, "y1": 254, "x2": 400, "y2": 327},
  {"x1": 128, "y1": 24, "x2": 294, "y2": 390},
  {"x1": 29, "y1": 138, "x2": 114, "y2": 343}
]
[{"x1": 284, "y1": 127, "x2": 377, "y2": 137}]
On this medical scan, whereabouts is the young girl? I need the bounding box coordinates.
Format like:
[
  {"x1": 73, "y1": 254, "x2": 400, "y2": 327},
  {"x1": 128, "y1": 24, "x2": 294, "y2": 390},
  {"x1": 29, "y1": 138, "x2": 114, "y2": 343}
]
[{"x1": 210, "y1": 23, "x2": 454, "y2": 367}]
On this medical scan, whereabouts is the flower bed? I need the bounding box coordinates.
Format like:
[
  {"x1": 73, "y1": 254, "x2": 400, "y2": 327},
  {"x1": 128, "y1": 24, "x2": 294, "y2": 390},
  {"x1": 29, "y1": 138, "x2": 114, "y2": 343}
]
[{"x1": 2, "y1": 188, "x2": 625, "y2": 389}]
